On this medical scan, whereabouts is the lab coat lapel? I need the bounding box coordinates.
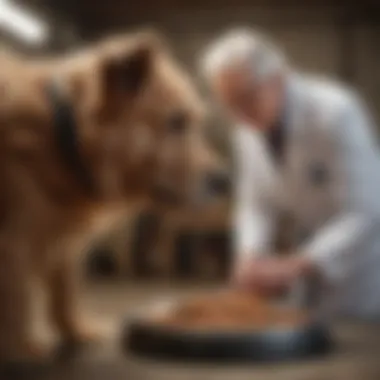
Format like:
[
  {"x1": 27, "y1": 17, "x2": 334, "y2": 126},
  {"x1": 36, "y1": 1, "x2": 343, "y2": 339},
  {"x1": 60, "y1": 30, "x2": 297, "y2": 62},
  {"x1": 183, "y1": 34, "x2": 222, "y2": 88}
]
[{"x1": 282, "y1": 74, "x2": 341, "y2": 230}]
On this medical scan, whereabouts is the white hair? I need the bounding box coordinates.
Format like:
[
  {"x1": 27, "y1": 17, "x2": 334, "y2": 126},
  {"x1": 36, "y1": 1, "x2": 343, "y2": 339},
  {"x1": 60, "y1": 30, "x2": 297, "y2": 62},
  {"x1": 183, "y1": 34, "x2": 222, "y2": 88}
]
[{"x1": 200, "y1": 28, "x2": 287, "y2": 83}]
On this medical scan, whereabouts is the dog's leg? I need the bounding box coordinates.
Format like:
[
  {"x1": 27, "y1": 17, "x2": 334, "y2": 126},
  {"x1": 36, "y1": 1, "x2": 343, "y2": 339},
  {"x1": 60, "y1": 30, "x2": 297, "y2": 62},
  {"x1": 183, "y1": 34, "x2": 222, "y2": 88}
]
[
  {"x1": 0, "y1": 240, "x2": 45, "y2": 363},
  {"x1": 47, "y1": 255, "x2": 105, "y2": 347}
]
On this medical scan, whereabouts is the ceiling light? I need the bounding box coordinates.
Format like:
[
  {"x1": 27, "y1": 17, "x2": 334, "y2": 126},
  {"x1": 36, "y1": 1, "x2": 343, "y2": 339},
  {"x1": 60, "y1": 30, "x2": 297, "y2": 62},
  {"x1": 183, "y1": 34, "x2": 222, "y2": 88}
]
[{"x1": 0, "y1": 0, "x2": 48, "y2": 45}]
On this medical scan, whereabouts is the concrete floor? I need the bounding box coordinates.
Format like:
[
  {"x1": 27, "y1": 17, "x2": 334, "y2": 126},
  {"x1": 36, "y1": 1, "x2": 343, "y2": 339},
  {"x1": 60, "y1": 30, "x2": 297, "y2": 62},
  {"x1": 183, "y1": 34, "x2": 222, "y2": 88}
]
[{"x1": 5, "y1": 281, "x2": 380, "y2": 380}]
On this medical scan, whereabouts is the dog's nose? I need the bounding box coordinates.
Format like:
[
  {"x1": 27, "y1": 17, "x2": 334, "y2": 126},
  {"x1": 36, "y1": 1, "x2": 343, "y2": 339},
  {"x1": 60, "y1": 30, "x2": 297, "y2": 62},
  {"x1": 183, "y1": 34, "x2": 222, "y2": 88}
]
[
  {"x1": 152, "y1": 183, "x2": 183, "y2": 205},
  {"x1": 204, "y1": 171, "x2": 231, "y2": 196}
]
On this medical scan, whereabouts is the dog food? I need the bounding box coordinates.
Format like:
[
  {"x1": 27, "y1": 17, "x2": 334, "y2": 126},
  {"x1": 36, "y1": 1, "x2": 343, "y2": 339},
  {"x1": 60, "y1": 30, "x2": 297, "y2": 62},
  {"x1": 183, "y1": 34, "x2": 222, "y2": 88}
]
[{"x1": 152, "y1": 291, "x2": 307, "y2": 330}]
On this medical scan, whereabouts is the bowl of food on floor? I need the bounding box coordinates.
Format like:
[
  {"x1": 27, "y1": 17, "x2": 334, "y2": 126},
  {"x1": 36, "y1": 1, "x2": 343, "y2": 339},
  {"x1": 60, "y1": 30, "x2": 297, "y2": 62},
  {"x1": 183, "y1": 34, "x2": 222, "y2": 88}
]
[{"x1": 122, "y1": 288, "x2": 332, "y2": 363}]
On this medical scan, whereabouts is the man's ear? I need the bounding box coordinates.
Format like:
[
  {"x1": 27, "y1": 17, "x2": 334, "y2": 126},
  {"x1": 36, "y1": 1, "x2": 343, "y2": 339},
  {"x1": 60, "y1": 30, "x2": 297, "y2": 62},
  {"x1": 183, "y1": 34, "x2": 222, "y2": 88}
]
[{"x1": 102, "y1": 33, "x2": 161, "y2": 97}]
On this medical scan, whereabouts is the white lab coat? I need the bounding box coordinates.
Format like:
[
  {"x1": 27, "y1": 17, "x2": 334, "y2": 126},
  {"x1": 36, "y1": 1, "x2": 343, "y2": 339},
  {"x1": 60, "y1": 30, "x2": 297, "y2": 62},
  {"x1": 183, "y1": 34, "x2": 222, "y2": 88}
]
[{"x1": 233, "y1": 72, "x2": 380, "y2": 319}]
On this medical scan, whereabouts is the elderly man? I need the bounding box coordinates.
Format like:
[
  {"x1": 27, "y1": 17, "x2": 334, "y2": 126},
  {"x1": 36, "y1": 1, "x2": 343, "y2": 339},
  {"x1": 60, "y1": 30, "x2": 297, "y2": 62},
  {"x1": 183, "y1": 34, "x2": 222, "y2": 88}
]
[{"x1": 200, "y1": 28, "x2": 380, "y2": 319}]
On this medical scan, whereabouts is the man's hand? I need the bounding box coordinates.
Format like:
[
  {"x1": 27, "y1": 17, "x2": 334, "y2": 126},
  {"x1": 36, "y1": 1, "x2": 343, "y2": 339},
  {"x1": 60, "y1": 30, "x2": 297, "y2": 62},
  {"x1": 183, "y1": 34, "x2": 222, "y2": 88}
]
[{"x1": 231, "y1": 256, "x2": 316, "y2": 297}]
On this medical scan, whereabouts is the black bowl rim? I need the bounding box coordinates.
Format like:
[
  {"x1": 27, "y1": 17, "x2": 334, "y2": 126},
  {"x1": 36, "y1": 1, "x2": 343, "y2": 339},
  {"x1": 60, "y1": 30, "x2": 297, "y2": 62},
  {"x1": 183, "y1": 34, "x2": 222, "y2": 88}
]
[
  {"x1": 124, "y1": 320, "x2": 332, "y2": 362},
  {"x1": 123, "y1": 296, "x2": 332, "y2": 363}
]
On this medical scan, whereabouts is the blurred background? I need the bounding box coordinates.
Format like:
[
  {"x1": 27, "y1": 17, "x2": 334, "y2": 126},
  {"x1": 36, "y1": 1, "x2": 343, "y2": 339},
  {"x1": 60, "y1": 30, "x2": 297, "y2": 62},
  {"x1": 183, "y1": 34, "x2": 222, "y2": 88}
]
[{"x1": 1, "y1": 0, "x2": 378, "y2": 284}]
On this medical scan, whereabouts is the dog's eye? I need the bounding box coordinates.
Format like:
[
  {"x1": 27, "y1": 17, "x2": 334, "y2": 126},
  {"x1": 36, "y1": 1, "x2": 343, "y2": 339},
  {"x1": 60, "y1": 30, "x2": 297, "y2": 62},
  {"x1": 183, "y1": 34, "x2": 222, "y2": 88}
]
[{"x1": 167, "y1": 111, "x2": 188, "y2": 134}]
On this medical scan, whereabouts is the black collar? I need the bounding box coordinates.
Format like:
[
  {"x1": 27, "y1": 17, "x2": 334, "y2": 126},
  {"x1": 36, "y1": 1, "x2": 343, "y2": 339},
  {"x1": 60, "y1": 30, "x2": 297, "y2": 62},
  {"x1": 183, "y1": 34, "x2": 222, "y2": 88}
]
[{"x1": 47, "y1": 81, "x2": 95, "y2": 195}]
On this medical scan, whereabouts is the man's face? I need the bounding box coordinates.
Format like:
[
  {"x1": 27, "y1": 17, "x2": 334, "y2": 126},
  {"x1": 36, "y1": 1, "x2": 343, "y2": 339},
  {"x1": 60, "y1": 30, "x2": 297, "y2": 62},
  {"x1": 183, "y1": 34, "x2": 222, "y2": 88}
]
[{"x1": 213, "y1": 67, "x2": 284, "y2": 129}]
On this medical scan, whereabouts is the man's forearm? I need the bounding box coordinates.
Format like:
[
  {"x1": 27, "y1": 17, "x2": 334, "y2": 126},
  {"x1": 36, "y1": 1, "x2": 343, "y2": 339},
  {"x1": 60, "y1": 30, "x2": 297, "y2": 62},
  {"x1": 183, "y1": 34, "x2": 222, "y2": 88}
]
[{"x1": 234, "y1": 206, "x2": 273, "y2": 264}]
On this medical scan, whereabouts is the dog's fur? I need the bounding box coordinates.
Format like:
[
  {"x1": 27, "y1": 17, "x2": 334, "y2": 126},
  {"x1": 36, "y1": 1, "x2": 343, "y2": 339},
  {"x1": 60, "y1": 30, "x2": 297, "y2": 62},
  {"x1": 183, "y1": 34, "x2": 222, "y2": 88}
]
[{"x1": 0, "y1": 30, "x2": 211, "y2": 362}]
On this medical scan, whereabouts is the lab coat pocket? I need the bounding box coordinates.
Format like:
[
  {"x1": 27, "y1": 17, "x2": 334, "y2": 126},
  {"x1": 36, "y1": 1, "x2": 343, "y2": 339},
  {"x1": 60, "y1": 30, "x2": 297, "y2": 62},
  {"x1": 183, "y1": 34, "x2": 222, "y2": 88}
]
[
  {"x1": 307, "y1": 161, "x2": 330, "y2": 189},
  {"x1": 287, "y1": 140, "x2": 341, "y2": 228}
]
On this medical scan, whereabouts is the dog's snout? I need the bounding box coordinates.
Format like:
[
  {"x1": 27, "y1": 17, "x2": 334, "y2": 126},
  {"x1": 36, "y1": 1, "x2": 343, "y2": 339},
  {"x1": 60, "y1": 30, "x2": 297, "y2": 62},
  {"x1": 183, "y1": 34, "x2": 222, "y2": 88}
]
[
  {"x1": 152, "y1": 183, "x2": 183, "y2": 205},
  {"x1": 204, "y1": 171, "x2": 231, "y2": 196}
]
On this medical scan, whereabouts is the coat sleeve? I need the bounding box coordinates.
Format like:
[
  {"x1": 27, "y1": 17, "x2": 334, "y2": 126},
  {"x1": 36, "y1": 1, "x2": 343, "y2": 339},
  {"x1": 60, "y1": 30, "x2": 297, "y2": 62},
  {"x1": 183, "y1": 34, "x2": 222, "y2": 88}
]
[
  {"x1": 301, "y1": 94, "x2": 380, "y2": 285},
  {"x1": 233, "y1": 128, "x2": 274, "y2": 264}
]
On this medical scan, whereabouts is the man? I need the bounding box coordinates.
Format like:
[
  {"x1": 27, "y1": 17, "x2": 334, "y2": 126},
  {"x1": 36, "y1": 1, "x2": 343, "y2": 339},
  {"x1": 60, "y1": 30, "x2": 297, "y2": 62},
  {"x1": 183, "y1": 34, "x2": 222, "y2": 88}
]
[{"x1": 200, "y1": 28, "x2": 380, "y2": 319}]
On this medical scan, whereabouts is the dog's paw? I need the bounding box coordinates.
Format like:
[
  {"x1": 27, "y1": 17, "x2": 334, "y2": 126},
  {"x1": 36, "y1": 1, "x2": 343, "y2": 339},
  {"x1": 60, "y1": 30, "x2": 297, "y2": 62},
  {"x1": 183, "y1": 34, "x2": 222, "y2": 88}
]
[
  {"x1": 56, "y1": 319, "x2": 112, "y2": 360},
  {"x1": 1, "y1": 339, "x2": 52, "y2": 365},
  {"x1": 25, "y1": 339, "x2": 52, "y2": 361},
  {"x1": 63, "y1": 319, "x2": 111, "y2": 347}
]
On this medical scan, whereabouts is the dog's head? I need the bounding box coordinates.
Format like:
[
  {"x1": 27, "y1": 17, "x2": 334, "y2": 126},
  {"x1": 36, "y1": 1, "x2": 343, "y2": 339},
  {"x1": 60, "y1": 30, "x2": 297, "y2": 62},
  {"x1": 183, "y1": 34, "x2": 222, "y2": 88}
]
[{"x1": 63, "y1": 31, "x2": 229, "y2": 206}]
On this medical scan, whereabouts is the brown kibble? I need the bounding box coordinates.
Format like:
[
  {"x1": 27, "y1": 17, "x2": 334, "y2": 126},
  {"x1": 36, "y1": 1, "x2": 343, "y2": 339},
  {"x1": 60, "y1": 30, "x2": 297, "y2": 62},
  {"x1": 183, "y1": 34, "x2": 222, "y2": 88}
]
[{"x1": 152, "y1": 291, "x2": 307, "y2": 330}]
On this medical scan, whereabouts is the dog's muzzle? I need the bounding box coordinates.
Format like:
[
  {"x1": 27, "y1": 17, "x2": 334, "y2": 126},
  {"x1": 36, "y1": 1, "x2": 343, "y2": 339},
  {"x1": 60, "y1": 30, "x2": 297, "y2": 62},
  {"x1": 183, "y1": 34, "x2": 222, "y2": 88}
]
[
  {"x1": 151, "y1": 183, "x2": 186, "y2": 206},
  {"x1": 203, "y1": 170, "x2": 231, "y2": 197},
  {"x1": 152, "y1": 170, "x2": 231, "y2": 207}
]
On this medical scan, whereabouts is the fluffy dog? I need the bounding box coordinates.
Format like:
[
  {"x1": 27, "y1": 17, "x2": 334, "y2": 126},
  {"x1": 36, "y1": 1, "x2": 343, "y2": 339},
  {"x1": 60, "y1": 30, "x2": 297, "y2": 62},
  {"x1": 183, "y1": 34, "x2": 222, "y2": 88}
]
[{"x1": 0, "y1": 30, "x2": 213, "y2": 362}]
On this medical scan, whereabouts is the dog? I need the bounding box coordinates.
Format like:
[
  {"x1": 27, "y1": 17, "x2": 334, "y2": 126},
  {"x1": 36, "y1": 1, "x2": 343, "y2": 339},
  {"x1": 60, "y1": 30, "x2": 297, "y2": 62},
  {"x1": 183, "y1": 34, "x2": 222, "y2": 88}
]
[{"x1": 0, "y1": 30, "x2": 220, "y2": 363}]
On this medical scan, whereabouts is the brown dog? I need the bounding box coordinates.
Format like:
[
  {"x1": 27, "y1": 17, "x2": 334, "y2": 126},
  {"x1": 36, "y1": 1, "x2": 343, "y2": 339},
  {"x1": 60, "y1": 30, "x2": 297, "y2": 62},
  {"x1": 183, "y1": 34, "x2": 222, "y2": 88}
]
[{"x1": 0, "y1": 30, "x2": 215, "y2": 362}]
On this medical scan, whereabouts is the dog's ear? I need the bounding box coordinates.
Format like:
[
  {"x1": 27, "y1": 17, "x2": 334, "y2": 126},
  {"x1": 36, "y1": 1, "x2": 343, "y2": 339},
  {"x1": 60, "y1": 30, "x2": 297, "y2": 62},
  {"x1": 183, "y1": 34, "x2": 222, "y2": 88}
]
[{"x1": 102, "y1": 32, "x2": 162, "y2": 97}]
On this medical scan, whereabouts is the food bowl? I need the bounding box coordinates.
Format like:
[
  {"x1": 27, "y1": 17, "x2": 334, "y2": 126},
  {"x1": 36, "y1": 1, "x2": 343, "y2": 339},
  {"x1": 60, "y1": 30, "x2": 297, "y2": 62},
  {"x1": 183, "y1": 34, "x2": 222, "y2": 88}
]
[{"x1": 122, "y1": 291, "x2": 332, "y2": 362}]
